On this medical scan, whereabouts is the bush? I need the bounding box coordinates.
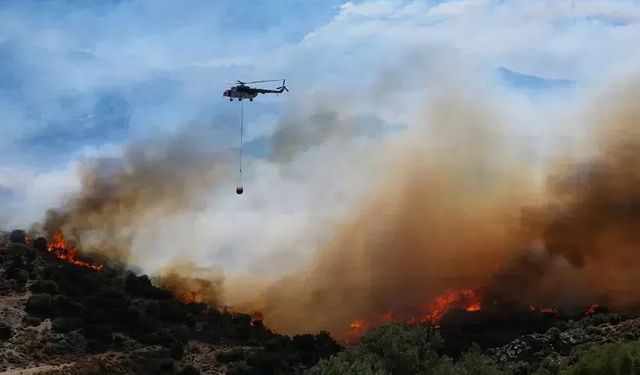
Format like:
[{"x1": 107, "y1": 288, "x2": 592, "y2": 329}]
[
  {"x1": 217, "y1": 348, "x2": 248, "y2": 364},
  {"x1": 138, "y1": 329, "x2": 185, "y2": 359},
  {"x1": 26, "y1": 294, "x2": 55, "y2": 316},
  {"x1": 178, "y1": 365, "x2": 200, "y2": 375},
  {"x1": 53, "y1": 295, "x2": 83, "y2": 316},
  {"x1": 14, "y1": 269, "x2": 29, "y2": 284},
  {"x1": 578, "y1": 313, "x2": 623, "y2": 328},
  {"x1": 433, "y1": 345, "x2": 508, "y2": 375},
  {"x1": 22, "y1": 315, "x2": 42, "y2": 327},
  {"x1": 30, "y1": 280, "x2": 59, "y2": 294},
  {"x1": 226, "y1": 361, "x2": 254, "y2": 375},
  {"x1": 0, "y1": 322, "x2": 12, "y2": 340},
  {"x1": 158, "y1": 299, "x2": 187, "y2": 322},
  {"x1": 9, "y1": 230, "x2": 27, "y2": 244},
  {"x1": 308, "y1": 323, "x2": 443, "y2": 375},
  {"x1": 33, "y1": 237, "x2": 48, "y2": 252},
  {"x1": 52, "y1": 317, "x2": 77, "y2": 333},
  {"x1": 561, "y1": 341, "x2": 640, "y2": 375},
  {"x1": 246, "y1": 350, "x2": 283, "y2": 372}
]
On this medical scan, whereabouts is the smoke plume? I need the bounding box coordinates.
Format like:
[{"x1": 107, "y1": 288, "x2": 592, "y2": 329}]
[
  {"x1": 252, "y1": 78, "x2": 640, "y2": 336},
  {"x1": 30, "y1": 69, "x2": 640, "y2": 339},
  {"x1": 35, "y1": 124, "x2": 232, "y2": 262}
]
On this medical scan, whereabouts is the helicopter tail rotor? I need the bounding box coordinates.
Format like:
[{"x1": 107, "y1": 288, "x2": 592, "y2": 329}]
[{"x1": 277, "y1": 79, "x2": 289, "y2": 93}]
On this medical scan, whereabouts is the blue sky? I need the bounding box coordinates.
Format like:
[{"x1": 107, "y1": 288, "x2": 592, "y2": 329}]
[{"x1": 2, "y1": 0, "x2": 640, "y2": 274}]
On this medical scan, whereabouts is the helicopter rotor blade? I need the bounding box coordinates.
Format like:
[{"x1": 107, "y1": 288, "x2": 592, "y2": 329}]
[{"x1": 243, "y1": 79, "x2": 284, "y2": 84}]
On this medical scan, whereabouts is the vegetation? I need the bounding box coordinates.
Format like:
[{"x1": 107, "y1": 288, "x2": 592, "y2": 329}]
[
  {"x1": 307, "y1": 324, "x2": 507, "y2": 375},
  {"x1": 5, "y1": 232, "x2": 640, "y2": 374},
  {"x1": 1, "y1": 233, "x2": 341, "y2": 374},
  {"x1": 560, "y1": 342, "x2": 640, "y2": 375}
]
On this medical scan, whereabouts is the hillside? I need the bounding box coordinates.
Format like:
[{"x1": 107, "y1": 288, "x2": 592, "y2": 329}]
[
  {"x1": 0, "y1": 231, "x2": 340, "y2": 374},
  {"x1": 309, "y1": 315, "x2": 640, "y2": 374},
  {"x1": 3, "y1": 229, "x2": 640, "y2": 375}
]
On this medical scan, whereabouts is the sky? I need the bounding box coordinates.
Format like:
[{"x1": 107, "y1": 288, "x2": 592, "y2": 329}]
[{"x1": 2, "y1": 0, "x2": 640, "y2": 275}]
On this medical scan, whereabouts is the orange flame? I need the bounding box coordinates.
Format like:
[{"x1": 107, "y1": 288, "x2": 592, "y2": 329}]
[
  {"x1": 418, "y1": 289, "x2": 483, "y2": 327},
  {"x1": 47, "y1": 231, "x2": 103, "y2": 271},
  {"x1": 342, "y1": 288, "x2": 483, "y2": 343}
]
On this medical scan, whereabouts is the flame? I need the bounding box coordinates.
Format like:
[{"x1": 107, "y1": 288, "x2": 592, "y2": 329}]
[
  {"x1": 465, "y1": 302, "x2": 482, "y2": 312},
  {"x1": 418, "y1": 289, "x2": 484, "y2": 327},
  {"x1": 344, "y1": 312, "x2": 397, "y2": 344},
  {"x1": 342, "y1": 288, "x2": 483, "y2": 343},
  {"x1": 585, "y1": 303, "x2": 600, "y2": 315},
  {"x1": 47, "y1": 231, "x2": 103, "y2": 271}
]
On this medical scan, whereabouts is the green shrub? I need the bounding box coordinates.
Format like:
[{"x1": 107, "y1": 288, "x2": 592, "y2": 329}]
[
  {"x1": 307, "y1": 345, "x2": 387, "y2": 375},
  {"x1": 226, "y1": 360, "x2": 254, "y2": 375},
  {"x1": 578, "y1": 313, "x2": 623, "y2": 327},
  {"x1": 433, "y1": 345, "x2": 509, "y2": 375},
  {"x1": 30, "y1": 280, "x2": 59, "y2": 294},
  {"x1": 217, "y1": 347, "x2": 248, "y2": 364},
  {"x1": 26, "y1": 294, "x2": 54, "y2": 316},
  {"x1": 52, "y1": 317, "x2": 77, "y2": 333},
  {"x1": 561, "y1": 341, "x2": 640, "y2": 375},
  {"x1": 178, "y1": 365, "x2": 200, "y2": 375},
  {"x1": 307, "y1": 323, "x2": 443, "y2": 375},
  {"x1": 306, "y1": 324, "x2": 508, "y2": 375}
]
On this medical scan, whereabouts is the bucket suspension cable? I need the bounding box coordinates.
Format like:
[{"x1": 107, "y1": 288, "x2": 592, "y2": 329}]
[{"x1": 236, "y1": 101, "x2": 244, "y2": 195}]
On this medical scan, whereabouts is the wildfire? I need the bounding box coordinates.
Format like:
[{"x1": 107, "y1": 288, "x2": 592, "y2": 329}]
[
  {"x1": 419, "y1": 289, "x2": 484, "y2": 327},
  {"x1": 344, "y1": 313, "x2": 397, "y2": 344},
  {"x1": 47, "y1": 231, "x2": 103, "y2": 271},
  {"x1": 343, "y1": 288, "x2": 483, "y2": 344}
]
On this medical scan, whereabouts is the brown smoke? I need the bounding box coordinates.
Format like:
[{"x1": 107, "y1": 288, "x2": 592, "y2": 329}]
[
  {"x1": 156, "y1": 262, "x2": 224, "y2": 305},
  {"x1": 247, "y1": 78, "x2": 640, "y2": 337},
  {"x1": 252, "y1": 88, "x2": 539, "y2": 335},
  {"x1": 31, "y1": 71, "x2": 640, "y2": 340},
  {"x1": 494, "y1": 79, "x2": 640, "y2": 313},
  {"x1": 36, "y1": 124, "x2": 232, "y2": 262}
]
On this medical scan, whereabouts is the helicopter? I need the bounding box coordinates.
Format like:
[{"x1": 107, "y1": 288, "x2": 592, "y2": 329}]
[{"x1": 223, "y1": 79, "x2": 289, "y2": 101}]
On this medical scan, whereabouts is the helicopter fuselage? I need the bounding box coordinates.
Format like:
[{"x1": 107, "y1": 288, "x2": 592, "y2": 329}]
[
  {"x1": 223, "y1": 81, "x2": 287, "y2": 101},
  {"x1": 223, "y1": 86, "x2": 258, "y2": 101}
]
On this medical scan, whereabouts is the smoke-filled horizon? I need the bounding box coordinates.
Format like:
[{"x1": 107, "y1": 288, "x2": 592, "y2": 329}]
[{"x1": 20, "y1": 61, "x2": 640, "y2": 338}]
